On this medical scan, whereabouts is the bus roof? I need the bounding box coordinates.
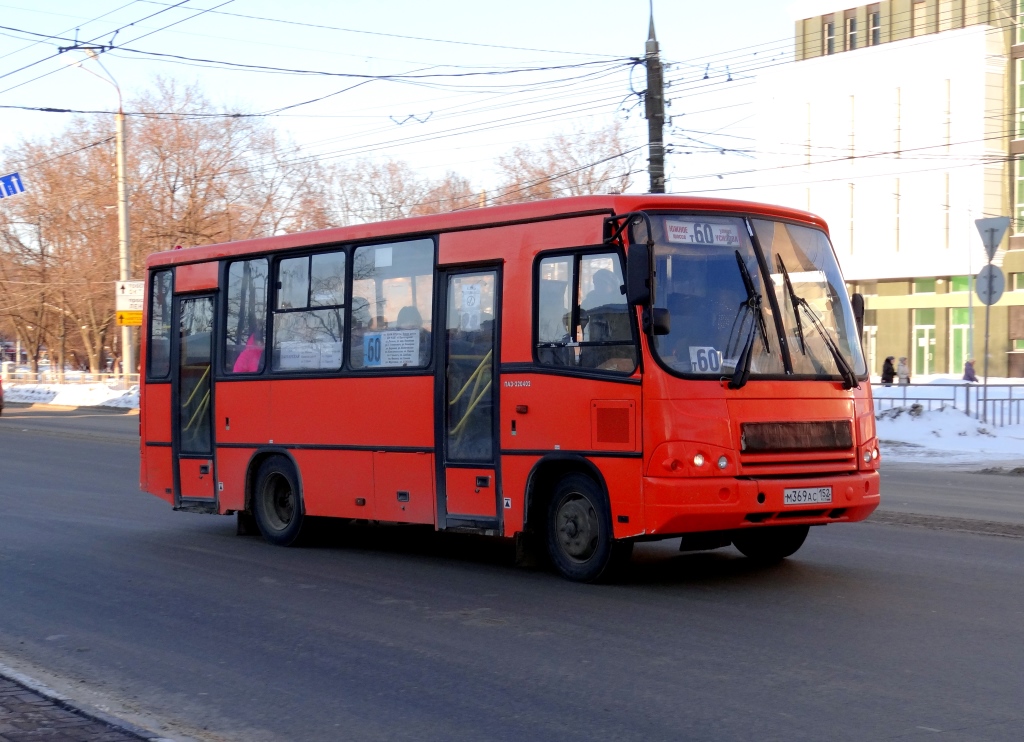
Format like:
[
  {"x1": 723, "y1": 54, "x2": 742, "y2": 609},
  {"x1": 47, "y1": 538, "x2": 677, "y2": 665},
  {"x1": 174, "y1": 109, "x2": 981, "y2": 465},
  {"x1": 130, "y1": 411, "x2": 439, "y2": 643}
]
[{"x1": 145, "y1": 194, "x2": 829, "y2": 268}]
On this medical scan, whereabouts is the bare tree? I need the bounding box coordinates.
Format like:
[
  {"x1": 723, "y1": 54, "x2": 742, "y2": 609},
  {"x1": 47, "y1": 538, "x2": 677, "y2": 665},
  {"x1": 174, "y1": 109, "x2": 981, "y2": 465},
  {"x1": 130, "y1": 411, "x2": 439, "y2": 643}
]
[{"x1": 493, "y1": 121, "x2": 637, "y2": 204}]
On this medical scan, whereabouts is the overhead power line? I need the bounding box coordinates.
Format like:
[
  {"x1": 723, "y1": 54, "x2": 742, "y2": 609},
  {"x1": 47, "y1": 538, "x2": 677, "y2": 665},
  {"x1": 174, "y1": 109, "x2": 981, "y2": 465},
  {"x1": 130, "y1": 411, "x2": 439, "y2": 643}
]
[{"x1": 134, "y1": 0, "x2": 621, "y2": 58}]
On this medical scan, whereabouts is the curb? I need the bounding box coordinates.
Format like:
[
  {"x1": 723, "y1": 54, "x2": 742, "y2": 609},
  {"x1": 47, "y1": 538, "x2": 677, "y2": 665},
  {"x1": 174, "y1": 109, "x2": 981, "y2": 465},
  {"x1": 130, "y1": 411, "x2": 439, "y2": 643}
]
[{"x1": 0, "y1": 661, "x2": 175, "y2": 741}]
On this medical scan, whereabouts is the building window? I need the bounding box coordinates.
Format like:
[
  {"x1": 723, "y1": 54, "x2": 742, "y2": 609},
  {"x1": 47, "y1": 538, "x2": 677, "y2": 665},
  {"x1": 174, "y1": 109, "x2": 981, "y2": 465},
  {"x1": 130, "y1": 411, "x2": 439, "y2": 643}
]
[
  {"x1": 870, "y1": 11, "x2": 881, "y2": 45},
  {"x1": 846, "y1": 16, "x2": 857, "y2": 50},
  {"x1": 1014, "y1": 272, "x2": 1024, "y2": 290},
  {"x1": 914, "y1": 277, "x2": 937, "y2": 294},
  {"x1": 824, "y1": 21, "x2": 835, "y2": 55},
  {"x1": 950, "y1": 275, "x2": 970, "y2": 292},
  {"x1": 914, "y1": 0, "x2": 929, "y2": 32}
]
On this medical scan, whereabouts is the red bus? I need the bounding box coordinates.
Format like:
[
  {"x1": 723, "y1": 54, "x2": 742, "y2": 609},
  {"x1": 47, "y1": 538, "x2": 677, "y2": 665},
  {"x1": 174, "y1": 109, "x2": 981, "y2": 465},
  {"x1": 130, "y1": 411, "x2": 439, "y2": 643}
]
[{"x1": 140, "y1": 195, "x2": 880, "y2": 581}]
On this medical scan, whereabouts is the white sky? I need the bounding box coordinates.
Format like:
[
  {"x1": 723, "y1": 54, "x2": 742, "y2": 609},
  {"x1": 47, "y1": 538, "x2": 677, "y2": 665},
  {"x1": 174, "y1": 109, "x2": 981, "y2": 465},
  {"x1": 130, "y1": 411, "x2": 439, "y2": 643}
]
[{"x1": 0, "y1": 1, "x2": 809, "y2": 192}]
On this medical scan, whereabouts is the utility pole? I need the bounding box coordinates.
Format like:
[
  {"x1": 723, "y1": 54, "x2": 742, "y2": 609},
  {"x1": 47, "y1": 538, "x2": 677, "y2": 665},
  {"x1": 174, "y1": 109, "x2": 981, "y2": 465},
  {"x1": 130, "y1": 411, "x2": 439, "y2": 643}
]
[{"x1": 645, "y1": 5, "x2": 665, "y2": 194}]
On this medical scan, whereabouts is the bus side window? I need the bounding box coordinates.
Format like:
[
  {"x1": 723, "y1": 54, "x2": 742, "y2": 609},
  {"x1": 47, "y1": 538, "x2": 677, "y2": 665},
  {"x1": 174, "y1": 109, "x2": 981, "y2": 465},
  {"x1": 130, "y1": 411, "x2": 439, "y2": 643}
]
[
  {"x1": 224, "y1": 258, "x2": 269, "y2": 374},
  {"x1": 578, "y1": 253, "x2": 636, "y2": 373},
  {"x1": 536, "y1": 255, "x2": 574, "y2": 366},
  {"x1": 271, "y1": 250, "x2": 345, "y2": 372},
  {"x1": 148, "y1": 269, "x2": 173, "y2": 378},
  {"x1": 535, "y1": 252, "x2": 637, "y2": 374},
  {"x1": 350, "y1": 239, "x2": 434, "y2": 370}
]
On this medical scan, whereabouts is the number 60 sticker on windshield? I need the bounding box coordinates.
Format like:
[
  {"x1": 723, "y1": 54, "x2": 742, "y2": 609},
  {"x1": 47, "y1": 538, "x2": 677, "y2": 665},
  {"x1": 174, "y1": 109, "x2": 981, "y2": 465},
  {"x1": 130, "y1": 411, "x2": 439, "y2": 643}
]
[{"x1": 688, "y1": 346, "x2": 722, "y2": 373}]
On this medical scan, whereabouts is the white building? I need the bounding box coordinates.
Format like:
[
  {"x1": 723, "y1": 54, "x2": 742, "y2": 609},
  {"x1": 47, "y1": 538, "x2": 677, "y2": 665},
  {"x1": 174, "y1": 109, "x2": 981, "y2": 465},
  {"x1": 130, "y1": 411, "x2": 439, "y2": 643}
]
[{"x1": 752, "y1": 0, "x2": 1024, "y2": 376}]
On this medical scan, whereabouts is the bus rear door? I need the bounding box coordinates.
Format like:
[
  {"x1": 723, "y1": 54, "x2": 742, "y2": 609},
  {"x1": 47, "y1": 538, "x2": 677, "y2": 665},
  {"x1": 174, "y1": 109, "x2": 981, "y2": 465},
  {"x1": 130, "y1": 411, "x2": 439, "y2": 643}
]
[{"x1": 437, "y1": 267, "x2": 501, "y2": 530}]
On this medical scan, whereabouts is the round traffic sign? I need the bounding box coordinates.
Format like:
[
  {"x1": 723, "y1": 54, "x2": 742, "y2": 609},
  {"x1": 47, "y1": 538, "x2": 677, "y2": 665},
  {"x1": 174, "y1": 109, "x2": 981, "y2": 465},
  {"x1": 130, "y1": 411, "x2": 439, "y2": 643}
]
[{"x1": 976, "y1": 264, "x2": 1005, "y2": 306}]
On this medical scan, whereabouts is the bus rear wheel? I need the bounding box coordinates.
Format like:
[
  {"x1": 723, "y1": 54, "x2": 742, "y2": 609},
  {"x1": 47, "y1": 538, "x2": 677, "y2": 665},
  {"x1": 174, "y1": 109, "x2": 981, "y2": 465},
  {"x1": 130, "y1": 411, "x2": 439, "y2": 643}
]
[
  {"x1": 732, "y1": 525, "x2": 809, "y2": 563},
  {"x1": 546, "y1": 474, "x2": 629, "y2": 582},
  {"x1": 253, "y1": 457, "x2": 306, "y2": 546}
]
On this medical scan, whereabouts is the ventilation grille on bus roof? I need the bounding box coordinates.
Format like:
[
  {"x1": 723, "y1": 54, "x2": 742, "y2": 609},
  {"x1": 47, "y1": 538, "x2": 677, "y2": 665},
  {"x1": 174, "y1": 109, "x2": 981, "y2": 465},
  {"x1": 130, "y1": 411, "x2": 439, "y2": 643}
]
[{"x1": 740, "y1": 421, "x2": 853, "y2": 453}]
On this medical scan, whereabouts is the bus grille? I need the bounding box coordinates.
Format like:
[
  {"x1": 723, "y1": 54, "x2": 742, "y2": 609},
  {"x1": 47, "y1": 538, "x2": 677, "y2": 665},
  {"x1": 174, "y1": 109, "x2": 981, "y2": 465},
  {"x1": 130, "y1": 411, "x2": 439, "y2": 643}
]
[{"x1": 741, "y1": 421, "x2": 853, "y2": 453}]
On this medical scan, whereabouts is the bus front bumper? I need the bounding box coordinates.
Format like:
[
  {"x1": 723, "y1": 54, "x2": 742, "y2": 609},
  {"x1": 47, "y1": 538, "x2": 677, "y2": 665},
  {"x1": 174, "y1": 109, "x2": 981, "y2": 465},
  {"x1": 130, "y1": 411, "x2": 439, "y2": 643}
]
[{"x1": 642, "y1": 471, "x2": 880, "y2": 537}]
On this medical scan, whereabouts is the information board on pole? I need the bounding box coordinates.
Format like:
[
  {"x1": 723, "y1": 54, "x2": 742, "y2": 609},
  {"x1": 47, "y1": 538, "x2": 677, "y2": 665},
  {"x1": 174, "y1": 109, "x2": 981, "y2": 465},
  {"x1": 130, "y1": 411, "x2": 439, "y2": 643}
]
[
  {"x1": 116, "y1": 310, "x2": 142, "y2": 326},
  {"x1": 115, "y1": 280, "x2": 144, "y2": 311}
]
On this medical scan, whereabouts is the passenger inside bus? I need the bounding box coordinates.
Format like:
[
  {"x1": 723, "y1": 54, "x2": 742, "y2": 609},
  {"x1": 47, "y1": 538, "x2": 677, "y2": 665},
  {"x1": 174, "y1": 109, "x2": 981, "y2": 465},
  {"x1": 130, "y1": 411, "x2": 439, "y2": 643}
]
[
  {"x1": 396, "y1": 305, "x2": 431, "y2": 366},
  {"x1": 232, "y1": 332, "x2": 264, "y2": 373}
]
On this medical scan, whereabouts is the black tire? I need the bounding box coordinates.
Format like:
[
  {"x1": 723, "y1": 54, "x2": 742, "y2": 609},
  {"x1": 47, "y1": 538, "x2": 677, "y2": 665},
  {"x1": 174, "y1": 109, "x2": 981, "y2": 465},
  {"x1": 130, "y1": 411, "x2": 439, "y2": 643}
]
[
  {"x1": 252, "y1": 456, "x2": 306, "y2": 546},
  {"x1": 546, "y1": 473, "x2": 629, "y2": 582},
  {"x1": 732, "y1": 525, "x2": 809, "y2": 563}
]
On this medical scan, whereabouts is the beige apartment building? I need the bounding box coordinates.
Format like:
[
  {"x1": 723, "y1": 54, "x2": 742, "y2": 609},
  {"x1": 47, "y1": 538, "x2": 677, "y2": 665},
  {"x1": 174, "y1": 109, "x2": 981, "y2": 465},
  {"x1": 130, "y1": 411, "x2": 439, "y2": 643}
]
[{"x1": 756, "y1": 0, "x2": 1024, "y2": 377}]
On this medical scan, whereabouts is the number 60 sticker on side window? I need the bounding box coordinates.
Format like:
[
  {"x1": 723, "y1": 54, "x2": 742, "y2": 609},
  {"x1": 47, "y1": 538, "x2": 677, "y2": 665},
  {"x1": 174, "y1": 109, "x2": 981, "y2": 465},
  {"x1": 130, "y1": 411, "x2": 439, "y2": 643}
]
[{"x1": 688, "y1": 346, "x2": 722, "y2": 373}]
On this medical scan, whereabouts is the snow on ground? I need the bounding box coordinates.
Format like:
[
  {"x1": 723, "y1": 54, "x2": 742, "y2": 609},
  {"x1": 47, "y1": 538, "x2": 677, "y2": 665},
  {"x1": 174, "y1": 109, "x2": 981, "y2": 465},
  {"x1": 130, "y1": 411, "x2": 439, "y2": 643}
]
[
  {"x1": 876, "y1": 405, "x2": 1024, "y2": 465},
  {"x1": 1, "y1": 382, "x2": 138, "y2": 409}
]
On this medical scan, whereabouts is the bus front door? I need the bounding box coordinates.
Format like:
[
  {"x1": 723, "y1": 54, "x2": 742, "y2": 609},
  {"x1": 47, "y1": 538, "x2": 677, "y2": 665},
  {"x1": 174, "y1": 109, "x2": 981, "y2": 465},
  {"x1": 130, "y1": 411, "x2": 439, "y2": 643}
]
[
  {"x1": 171, "y1": 294, "x2": 217, "y2": 509},
  {"x1": 437, "y1": 268, "x2": 501, "y2": 530}
]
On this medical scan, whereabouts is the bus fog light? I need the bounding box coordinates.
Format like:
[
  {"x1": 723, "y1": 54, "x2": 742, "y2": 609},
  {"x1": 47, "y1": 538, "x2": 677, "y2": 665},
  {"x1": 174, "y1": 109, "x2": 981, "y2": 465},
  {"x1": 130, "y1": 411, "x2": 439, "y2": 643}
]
[
  {"x1": 717, "y1": 456, "x2": 728, "y2": 469},
  {"x1": 693, "y1": 454, "x2": 705, "y2": 467}
]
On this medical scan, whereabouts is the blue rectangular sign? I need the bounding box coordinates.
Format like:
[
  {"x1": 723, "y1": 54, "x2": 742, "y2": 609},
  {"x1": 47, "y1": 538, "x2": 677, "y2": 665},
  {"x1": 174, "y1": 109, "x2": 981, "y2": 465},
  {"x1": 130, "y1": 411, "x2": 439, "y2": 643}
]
[{"x1": 0, "y1": 172, "x2": 25, "y2": 198}]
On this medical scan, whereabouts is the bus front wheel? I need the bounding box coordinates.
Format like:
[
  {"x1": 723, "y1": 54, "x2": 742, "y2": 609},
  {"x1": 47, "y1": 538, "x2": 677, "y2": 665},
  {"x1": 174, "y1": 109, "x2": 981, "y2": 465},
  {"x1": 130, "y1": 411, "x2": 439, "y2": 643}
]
[
  {"x1": 546, "y1": 474, "x2": 630, "y2": 582},
  {"x1": 732, "y1": 525, "x2": 809, "y2": 563},
  {"x1": 253, "y1": 457, "x2": 306, "y2": 546}
]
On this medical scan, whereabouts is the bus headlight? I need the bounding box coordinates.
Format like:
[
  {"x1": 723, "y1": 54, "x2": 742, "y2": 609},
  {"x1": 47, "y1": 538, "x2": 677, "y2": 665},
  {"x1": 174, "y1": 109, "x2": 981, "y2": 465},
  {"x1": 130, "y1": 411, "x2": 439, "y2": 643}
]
[
  {"x1": 717, "y1": 456, "x2": 728, "y2": 469},
  {"x1": 693, "y1": 454, "x2": 705, "y2": 467}
]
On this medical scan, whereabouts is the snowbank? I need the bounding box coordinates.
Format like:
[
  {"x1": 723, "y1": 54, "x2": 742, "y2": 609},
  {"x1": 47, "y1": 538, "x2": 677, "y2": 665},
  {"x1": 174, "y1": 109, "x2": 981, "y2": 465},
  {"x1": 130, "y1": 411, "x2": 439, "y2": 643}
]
[
  {"x1": 1, "y1": 382, "x2": 139, "y2": 410},
  {"x1": 876, "y1": 405, "x2": 1024, "y2": 464}
]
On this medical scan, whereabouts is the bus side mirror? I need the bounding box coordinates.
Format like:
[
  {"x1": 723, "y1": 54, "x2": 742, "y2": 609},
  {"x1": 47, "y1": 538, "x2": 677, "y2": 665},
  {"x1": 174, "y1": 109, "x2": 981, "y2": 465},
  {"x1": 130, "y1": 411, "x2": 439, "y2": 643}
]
[
  {"x1": 851, "y1": 292, "x2": 865, "y2": 338},
  {"x1": 650, "y1": 307, "x2": 671, "y2": 335},
  {"x1": 626, "y1": 242, "x2": 651, "y2": 305}
]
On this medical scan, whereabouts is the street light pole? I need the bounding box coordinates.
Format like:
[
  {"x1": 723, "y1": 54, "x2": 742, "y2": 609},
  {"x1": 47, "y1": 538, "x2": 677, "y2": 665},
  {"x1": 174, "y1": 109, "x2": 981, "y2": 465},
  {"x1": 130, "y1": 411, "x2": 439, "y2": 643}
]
[
  {"x1": 66, "y1": 51, "x2": 133, "y2": 380},
  {"x1": 115, "y1": 105, "x2": 133, "y2": 380}
]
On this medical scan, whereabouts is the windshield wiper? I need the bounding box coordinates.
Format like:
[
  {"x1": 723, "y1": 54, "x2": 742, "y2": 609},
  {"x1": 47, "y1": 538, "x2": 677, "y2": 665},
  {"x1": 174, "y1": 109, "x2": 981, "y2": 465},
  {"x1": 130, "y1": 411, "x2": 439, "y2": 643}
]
[
  {"x1": 775, "y1": 255, "x2": 806, "y2": 356},
  {"x1": 727, "y1": 251, "x2": 769, "y2": 390},
  {"x1": 775, "y1": 262, "x2": 859, "y2": 390}
]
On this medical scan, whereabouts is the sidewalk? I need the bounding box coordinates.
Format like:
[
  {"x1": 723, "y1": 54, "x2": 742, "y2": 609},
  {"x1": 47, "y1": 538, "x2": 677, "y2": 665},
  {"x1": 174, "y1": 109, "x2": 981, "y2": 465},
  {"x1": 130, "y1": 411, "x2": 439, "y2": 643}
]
[{"x1": 0, "y1": 675, "x2": 149, "y2": 742}]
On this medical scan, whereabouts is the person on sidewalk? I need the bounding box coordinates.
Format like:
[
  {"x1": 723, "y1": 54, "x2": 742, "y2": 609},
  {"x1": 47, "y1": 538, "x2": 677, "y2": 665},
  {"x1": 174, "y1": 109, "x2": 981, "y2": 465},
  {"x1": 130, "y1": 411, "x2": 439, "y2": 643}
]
[
  {"x1": 881, "y1": 356, "x2": 896, "y2": 386},
  {"x1": 963, "y1": 358, "x2": 978, "y2": 383},
  {"x1": 897, "y1": 356, "x2": 911, "y2": 385}
]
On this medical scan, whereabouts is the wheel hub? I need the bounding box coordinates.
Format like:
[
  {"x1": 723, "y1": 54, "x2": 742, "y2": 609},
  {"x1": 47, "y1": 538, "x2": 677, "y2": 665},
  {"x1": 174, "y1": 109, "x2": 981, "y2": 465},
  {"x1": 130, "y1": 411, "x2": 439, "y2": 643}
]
[{"x1": 556, "y1": 495, "x2": 599, "y2": 562}]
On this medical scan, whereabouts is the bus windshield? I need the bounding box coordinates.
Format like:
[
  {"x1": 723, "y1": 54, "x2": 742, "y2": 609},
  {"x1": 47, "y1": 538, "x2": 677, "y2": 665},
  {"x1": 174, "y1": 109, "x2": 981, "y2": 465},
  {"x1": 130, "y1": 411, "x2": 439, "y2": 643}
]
[{"x1": 649, "y1": 213, "x2": 866, "y2": 380}]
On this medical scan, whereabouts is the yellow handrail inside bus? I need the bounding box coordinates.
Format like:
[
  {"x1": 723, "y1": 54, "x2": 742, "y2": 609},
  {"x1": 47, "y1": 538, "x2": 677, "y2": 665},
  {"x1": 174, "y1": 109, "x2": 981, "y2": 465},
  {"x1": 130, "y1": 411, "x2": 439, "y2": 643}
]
[{"x1": 448, "y1": 349, "x2": 492, "y2": 406}]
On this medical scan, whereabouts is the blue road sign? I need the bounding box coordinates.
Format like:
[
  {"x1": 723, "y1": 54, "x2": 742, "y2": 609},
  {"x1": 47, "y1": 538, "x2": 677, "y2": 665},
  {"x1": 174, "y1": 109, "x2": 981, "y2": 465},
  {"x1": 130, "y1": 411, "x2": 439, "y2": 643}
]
[{"x1": 0, "y1": 172, "x2": 25, "y2": 199}]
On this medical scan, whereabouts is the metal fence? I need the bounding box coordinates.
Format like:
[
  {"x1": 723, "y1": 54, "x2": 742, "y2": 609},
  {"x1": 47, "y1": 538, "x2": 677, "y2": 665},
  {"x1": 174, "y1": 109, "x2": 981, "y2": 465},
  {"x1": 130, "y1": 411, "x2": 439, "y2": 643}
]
[
  {"x1": 0, "y1": 370, "x2": 140, "y2": 390},
  {"x1": 871, "y1": 382, "x2": 1023, "y2": 427}
]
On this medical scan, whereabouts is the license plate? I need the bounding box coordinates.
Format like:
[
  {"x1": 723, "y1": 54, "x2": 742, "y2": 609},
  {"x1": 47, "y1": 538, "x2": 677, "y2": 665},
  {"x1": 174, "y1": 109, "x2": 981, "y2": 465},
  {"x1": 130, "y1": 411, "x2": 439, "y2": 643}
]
[{"x1": 783, "y1": 486, "x2": 832, "y2": 506}]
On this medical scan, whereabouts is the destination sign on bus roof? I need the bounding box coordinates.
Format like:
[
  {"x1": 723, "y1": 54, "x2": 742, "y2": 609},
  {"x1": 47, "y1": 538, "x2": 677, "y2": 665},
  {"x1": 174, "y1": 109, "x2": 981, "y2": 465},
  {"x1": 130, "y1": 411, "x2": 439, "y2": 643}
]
[{"x1": 665, "y1": 219, "x2": 741, "y2": 246}]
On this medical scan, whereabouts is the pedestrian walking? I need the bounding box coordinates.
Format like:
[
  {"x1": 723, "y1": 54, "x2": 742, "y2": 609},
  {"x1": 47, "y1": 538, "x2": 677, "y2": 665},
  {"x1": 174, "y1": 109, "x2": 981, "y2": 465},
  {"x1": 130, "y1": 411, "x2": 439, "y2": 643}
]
[
  {"x1": 881, "y1": 355, "x2": 896, "y2": 386},
  {"x1": 897, "y1": 356, "x2": 910, "y2": 385},
  {"x1": 963, "y1": 358, "x2": 978, "y2": 383}
]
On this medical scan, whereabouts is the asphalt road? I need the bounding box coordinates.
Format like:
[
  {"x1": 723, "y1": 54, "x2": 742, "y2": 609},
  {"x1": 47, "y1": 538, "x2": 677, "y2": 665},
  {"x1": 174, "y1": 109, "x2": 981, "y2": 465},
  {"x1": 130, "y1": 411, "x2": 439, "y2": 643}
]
[{"x1": 0, "y1": 406, "x2": 1022, "y2": 741}]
